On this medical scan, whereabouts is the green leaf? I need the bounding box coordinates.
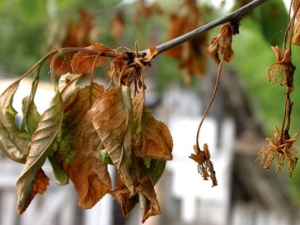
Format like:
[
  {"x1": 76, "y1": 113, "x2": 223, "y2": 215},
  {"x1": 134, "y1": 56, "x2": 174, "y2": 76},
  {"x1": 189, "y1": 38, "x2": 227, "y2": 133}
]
[
  {"x1": 16, "y1": 90, "x2": 64, "y2": 214},
  {"x1": 148, "y1": 160, "x2": 166, "y2": 185},
  {"x1": 0, "y1": 81, "x2": 29, "y2": 163},
  {"x1": 47, "y1": 155, "x2": 69, "y2": 186},
  {"x1": 21, "y1": 96, "x2": 41, "y2": 136}
]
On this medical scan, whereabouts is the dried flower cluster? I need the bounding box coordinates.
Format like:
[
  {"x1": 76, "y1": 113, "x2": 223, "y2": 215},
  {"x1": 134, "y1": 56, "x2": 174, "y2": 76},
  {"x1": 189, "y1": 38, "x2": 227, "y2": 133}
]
[
  {"x1": 257, "y1": 127, "x2": 298, "y2": 176},
  {"x1": 189, "y1": 144, "x2": 217, "y2": 187}
]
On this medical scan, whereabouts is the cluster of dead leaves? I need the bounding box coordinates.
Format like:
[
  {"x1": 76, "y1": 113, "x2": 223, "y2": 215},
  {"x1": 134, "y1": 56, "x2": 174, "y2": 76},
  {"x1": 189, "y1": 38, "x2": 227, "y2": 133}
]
[
  {"x1": 165, "y1": 0, "x2": 208, "y2": 82},
  {"x1": 0, "y1": 43, "x2": 173, "y2": 223}
]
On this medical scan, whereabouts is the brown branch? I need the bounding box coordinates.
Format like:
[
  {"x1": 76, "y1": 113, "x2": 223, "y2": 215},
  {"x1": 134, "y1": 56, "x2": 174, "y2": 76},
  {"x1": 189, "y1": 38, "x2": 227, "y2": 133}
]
[{"x1": 140, "y1": 0, "x2": 268, "y2": 55}]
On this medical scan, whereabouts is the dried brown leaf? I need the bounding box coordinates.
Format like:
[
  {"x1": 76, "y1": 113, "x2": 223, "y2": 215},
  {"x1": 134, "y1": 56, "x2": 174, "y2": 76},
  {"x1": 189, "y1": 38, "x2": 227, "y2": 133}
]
[
  {"x1": 88, "y1": 86, "x2": 137, "y2": 194},
  {"x1": 133, "y1": 90, "x2": 173, "y2": 160},
  {"x1": 71, "y1": 43, "x2": 110, "y2": 74},
  {"x1": 55, "y1": 83, "x2": 112, "y2": 208}
]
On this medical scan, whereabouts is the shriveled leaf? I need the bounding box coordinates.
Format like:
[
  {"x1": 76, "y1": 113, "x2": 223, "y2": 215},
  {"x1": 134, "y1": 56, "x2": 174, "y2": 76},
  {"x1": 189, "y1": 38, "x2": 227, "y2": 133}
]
[
  {"x1": 21, "y1": 96, "x2": 41, "y2": 136},
  {"x1": 16, "y1": 90, "x2": 63, "y2": 214},
  {"x1": 0, "y1": 82, "x2": 29, "y2": 163},
  {"x1": 133, "y1": 90, "x2": 173, "y2": 160},
  {"x1": 88, "y1": 86, "x2": 137, "y2": 194},
  {"x1": 55, "y1": 83, "x2": 111, "y2": 208},
  {"x1": 110, "y1": 173, "x2": 140, "y2": 217},
  {"x1": 19, "y1": 169, "x2": 49, "y2": 214},
  {"x1": 71, "y1": 43, "x2": 110, "y2": 74}
]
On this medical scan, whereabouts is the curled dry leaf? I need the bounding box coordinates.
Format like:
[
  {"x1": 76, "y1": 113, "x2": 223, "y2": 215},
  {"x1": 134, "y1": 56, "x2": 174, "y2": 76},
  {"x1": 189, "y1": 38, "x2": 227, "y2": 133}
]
[
  {"x1": 16, "y1": 90, "x2": 64, "y2": 214},
  {"x1": 257, "y1": 126, "x2": 298, "y2": 177},
  {"x1": 54, "y1": 83, "x2": 112, "y2": 208},
  {"x1": 133, "y1": 89, "x2": 173, "y2": 161},
  {"x1": 0, "y1": 81, "x2": 30, "y2": 163},
  {"x1": 71, "y1": 43, "x2": 111, "y2": 74},
  {"x1": 205, "y1": 23, "x2": 234, "y2": 64},
  {"x1": 189, "y1": 144, "x2": 217, "y2": 187}
]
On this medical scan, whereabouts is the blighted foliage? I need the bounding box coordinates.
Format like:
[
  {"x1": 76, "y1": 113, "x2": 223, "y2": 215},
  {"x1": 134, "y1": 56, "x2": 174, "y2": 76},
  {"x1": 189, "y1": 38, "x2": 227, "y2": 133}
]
[
  {"x1": 1, "y1": 0, "x2": 300, "y2": 223},
  {"x1": 0, "y1": 42, "x2": 174, "y2": 222}
]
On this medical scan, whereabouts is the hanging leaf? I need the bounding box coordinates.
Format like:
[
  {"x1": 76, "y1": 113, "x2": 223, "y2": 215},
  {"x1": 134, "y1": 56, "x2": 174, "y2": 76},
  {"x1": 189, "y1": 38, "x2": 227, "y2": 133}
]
[
  {"x1": 54, "y1": 83, "x2": 112, "y2": 208},
  {"x1": 133, "y1": 90, "x2": 173, "y2": 160},
  {"x1": 88, "y1": 86, "x2": 137, "y2": 194},
  {"x1": 0, "y1": 82, "x2": 29, "y2": 163},
  {"x1": 16, "y1": 90, "x2": 64, "y2": 214}
]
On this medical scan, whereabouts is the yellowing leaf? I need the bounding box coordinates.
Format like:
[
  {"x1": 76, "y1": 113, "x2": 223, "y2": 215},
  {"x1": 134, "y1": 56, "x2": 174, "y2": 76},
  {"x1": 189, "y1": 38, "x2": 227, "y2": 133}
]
[
  {"x1": 0, "y1": 81, "x2": 29, "y2": 163},
  {"x1": 88, "y1": 86, "x2": 137, "y2": 194},
  {"x1": 16, "y1": 90, "x2": 64, "y2": 214},
  {"x1": 133, "y1": 90, "x2": 173, "y2": 161},
  {"x1": 55, "y1": 83, "x2": 111, "y2": 208}
]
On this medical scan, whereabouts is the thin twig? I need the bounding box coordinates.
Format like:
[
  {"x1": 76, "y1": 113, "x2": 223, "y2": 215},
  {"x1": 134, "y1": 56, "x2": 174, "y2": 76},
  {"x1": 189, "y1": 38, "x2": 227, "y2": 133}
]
[{"x1": 140, "y1": 0, "x2": 268, "y2": 55}]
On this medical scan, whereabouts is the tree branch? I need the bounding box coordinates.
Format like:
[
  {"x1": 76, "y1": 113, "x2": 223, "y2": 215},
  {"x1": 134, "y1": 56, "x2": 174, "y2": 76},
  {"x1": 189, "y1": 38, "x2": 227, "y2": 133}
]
[{"x1": 140, "y1": 0, "x2": 268, "y2": 55}]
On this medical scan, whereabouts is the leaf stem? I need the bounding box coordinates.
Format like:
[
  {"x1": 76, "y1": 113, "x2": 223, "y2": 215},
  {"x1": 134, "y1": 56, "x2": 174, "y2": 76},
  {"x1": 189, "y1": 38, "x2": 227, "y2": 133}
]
[
  {"x1": 196, "y1": 58, "x2": 224, "y2": 149},
  {"x1": 140, "y1": 0, "x2": 268, "y2": 56}
]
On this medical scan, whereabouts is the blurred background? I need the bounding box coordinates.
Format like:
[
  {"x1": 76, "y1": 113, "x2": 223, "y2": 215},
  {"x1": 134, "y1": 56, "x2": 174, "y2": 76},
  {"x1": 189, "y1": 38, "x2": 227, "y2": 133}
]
[{"x1": 1, "y1": 0, "x2": 300, "y2": 224}]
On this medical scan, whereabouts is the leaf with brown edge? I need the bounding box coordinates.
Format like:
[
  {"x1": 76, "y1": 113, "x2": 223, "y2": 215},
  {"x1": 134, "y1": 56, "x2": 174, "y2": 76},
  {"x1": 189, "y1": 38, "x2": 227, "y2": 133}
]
[
  {"x1": 16, "y1": 90, "x2": 63, "y2": 214},
  {"x1": 54, "y1": 83, "x2": 112, "y2": 208},
  {"x1": 0, "y1": 81, "x2": 29, "y2": 163},
  {"x1": 133, "y1": 90, "x2": 173, "y2": 161},
  {"x1": 71, "y1": 43, "x2": 110, "y2": 74},
  {"x1": 19, "y1": 168, "x2": 49, "y2": 215},
  {"x1": 88, "y1": 85, "x2": 137, "y2": 195}
]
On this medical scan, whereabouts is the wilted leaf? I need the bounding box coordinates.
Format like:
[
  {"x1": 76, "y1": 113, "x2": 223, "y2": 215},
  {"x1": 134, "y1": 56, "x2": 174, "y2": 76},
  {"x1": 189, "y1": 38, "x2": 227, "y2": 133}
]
[
  {"x1": 293, "y1": 1, "x2": 300, "y2": 45},
  {"x1": 136, "y1": 158, "x2": 161, "y2": 222},
  {"x1": 110, "y1": 158, "x2": 161, "y2": 222},
  {"x1": 88, "y1": 86, "x2": 137, "y2": 194},
  {"x1": 133, "y1": 90, "x2": 173, "y2": 160},
  {"x1": 19, "y1": 169, "x2": 49, "y2": 214},
  {"x1": 0, "y1": 81, "x2": 29, "y2": 163},
  {"x1": 55, "y1": 83, "x2": 111, "y2": 208},
  {"x1": 71, "y1": 43, "x2": 110, "y2": 74},
  {"x1": 205, "y1": 24, "x2": 234, "y2": 64},
  {"x1": 16, "y1": 90, "x2": 64, "y2": 214}
]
